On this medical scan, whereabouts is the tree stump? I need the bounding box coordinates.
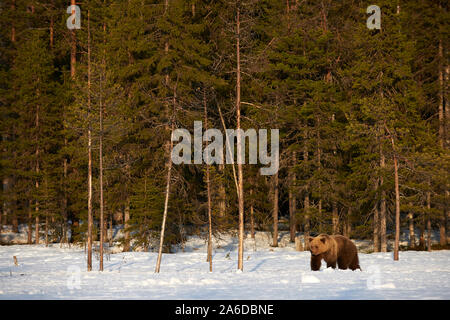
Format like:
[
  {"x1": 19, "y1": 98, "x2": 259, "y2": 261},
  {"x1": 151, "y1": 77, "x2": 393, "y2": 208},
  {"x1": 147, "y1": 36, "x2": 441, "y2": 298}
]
[{"x1": 295, "y1": 235, "x2": 303, "y2": 251}]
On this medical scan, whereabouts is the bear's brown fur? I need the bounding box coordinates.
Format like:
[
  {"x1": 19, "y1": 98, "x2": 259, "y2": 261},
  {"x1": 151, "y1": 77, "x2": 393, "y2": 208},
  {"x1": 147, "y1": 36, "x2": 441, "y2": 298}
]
[{"x1": 309, "y1": 234, "x2": 361, "y2": 271}]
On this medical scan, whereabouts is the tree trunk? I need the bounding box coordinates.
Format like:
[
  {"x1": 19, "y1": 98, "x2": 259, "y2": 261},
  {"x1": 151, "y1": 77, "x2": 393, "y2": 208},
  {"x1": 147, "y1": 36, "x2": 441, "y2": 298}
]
[
  {"x1": 304, "y1": 192, "x2": 310, "y2": 250},
  {"x1": 45, "y1": 215, "x2": 49, "y2": 247},
  {"x1": 35, "y1": 110, "x2": 40, "y2": 245},
  {"x1": 155, "y1": 123, "x2": 174, "y2": 273},
  {"x1": 446, "y1": 188, "x2": 449, "y2": 246},
  {"x1": 109, "y1": 212, "x2": 113, "y2": 246},
  {"x1": 408, "y1": 211, "x2": 415, "y2": 249},
  {"x1": 438, "y1": 41, "x2": 444, "y2": 149},
  {"x1": 62, "y1": 156, "x2": 68, "y2": 244},
  {"x1": 70, "y1": 0, "x2": 76, "y2": 78},
  {"x1": 316, "y1": 117, "x2": 322, "y2": 232},
  {"x1": 155, "y1": 0, "x2": 174, "y2": 273},
  {"x1": 445, "y1": 62, "x2": 449, "y2": 240},
  {"x1": 250, "y1": 187, "x2": 255, "y2": 239},
  {"x1": 204, "y1": 88, "x2": 213, "y2": 272},
  {"x1": 445, "y1": 61, "x2": 449, "y2": 149},
  {"x1": 50, "y1": 17, "x2": 54, "y2": 49},
  {"x1": 35, "y1": 215, "x2": 39, "y2": 244},
  {"x1": 393, "y1": 152, "x2": 400, "y2": 260},
  {"x1": 12, "y1": 212, "x2": 18, "y2": 233},
  {"x1": 272, "y1": 172, "x2": 279, "y2": 247},
  {"x1": 1, "y1": 175, "x2": 9, "y2": 234},
  {"x1": 236, "y1": 3, "x2": 245, "y2": 271},
  {"x1": 123, "y1": 203, "x2": 130, "y2": 252},
  {"x1": 2, "y1": 1, "x2": 15, "y2": 235},
  {"x1": 44, "y1": 177, "x2": 49, "y2": 246},
  {"x1": 218, "y1": 104, "x2": 239, "y2": 198},
  {"x1": 374, "y1": 180, "x2": 380, "y2": 252},
  {"x1": 289, "y1": 152, "x2": 296, "y2": 242},
  {"x1": 419, "y1": 214, "x2": 425, "y2": 250},
  {"x1": 387, "y1": 128, "x2": 400, "y2": 261},
  {"x1": 427, "y1": 217, "x2": 432, "y2": 251},
  {"x1": 11, "y1": 1, "x2": 15, "y2": 42},
  {"x1": 427, "y1": 190, "x2": 432, "y2": 252},
  {"x1": 380, "y1": 143, "x2": 387, "y2": 252},
  {"x1": 332, "y1": 201, "x2": 339, "y2": 235},
  {"x1": 64, "y1": 0, "x2": 75, "y2": 246},
  {"x1": 86, "y1": 11, "x2": 93, "y2": 272},
  {"x1": 206, "y1": 157, "x2": 213, "y2": 270},
  {"x1": 439, "y1": 214, "x2": 447, "y2": 246},
  {"x1": 438, "y1": 37, "x2": 448, "y2": 246},
  {"x1": 1, "y1": 180, "x2": 10, "y2": 235},
  {"x1": 345, "y1": 207, "x2": 351, "y2": 237},
  {"x1": 219, "y1": 164, "x2": 226, "y2": 218},
  {"x1": 99, "y1": 87, "x2": 104, "y2": 270},
  {"x1": 295, "y1": 235, "x2": 303, "y2": 251},
  {"x1": 303, "y1": 129, "x2": 310, "y2": 250},
  {"x1": 0, "y1": 201, "x2": 2, "y2": 233},
  {"x1": 27, "y1": 201, "x2": 32, "y2": 244},
  {"x1": 99, "y1": 19, "x2": 106, "y2": 271}
]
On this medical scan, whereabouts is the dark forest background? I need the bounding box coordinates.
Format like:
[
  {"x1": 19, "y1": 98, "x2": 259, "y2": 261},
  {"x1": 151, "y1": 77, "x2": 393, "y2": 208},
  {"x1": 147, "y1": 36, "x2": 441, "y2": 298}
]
[{"x1": 0, "y1": 0, "x2": 448, "y2": 254}]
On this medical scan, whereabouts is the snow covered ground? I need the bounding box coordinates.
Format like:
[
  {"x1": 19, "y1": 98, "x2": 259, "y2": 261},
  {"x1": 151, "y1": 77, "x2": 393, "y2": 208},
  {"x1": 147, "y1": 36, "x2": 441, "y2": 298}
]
[{"x1": 1, "y1": 232, "x2": 449, "y2": 299}]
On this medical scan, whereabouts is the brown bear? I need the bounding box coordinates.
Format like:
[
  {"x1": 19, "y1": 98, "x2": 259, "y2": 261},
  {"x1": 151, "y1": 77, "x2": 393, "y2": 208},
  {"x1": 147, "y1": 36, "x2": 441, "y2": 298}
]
[{"x1": 308, "y1": 234, "x2": 361, "y2": 271}]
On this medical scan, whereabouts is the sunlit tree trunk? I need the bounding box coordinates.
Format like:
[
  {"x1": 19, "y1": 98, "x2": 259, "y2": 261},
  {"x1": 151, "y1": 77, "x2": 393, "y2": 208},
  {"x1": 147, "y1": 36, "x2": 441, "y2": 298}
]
[
  {"x1": 236, "y1": 2, "x2": 245, "y2": 271},
  {"x1": 86, "y1": 11, "x2": 93, "y2": 271},
  {"x1": 155, "y1": 0, "x2": 174, "y2": 274},
  {"x1": 155, "y1": 122, "x2": 174, "y2": 273}
]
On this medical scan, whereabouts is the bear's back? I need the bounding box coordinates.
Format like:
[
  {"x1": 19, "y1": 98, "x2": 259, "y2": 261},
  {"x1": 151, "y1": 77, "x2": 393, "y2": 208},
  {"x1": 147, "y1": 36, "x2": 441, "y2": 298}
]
[{"x1": 331, "y1": 235, "x2": 357, "y2": 254}]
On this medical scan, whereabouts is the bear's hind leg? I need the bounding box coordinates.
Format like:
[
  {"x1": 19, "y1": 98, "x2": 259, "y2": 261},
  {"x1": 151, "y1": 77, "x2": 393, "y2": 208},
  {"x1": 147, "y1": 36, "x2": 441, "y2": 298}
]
[
  {"x1": 349, "y1": 254, "x2": 361, "y2": 271},
  {"x1": 337, "y1": 257, "x2": 349, "y2": 270}
]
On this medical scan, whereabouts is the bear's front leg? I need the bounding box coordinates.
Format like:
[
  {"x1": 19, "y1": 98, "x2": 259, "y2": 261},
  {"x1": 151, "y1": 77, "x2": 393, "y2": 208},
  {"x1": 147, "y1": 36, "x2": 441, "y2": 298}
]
[
  {"x1": 310, "y1": 254, "x2": 322, "y2": 271},
  {"x1": 326, "y1": 261, "x2": 337, "y2": 269}
]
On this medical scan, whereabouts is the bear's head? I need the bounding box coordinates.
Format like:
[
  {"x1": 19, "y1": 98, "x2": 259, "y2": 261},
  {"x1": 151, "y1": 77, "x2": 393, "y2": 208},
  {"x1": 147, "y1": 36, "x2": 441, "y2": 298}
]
[{"x1": 308, "y1": 234, "x2": 330, "y2": 256}]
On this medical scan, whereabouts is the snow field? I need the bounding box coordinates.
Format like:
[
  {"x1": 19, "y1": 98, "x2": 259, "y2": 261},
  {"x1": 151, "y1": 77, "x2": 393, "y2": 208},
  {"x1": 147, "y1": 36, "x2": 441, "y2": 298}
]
[{"x1": 0, "y1": 233, "x2": 449, "y2": 299}]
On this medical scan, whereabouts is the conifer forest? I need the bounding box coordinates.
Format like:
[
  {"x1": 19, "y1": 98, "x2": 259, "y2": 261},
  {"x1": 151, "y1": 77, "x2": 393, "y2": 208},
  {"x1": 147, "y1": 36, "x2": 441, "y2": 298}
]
[{"x1": 0, "y1": 0, "x2": 449, "y2": 285}]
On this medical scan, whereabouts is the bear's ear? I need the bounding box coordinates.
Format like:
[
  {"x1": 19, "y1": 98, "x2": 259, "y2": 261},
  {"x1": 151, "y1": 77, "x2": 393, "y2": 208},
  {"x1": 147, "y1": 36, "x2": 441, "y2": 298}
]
[
  {"x1": 308, "y1": 236, "x2": 314, "y2": 242},
  {"x1": 320, "y1": 237, "x2": 326, "y2": 244}
]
